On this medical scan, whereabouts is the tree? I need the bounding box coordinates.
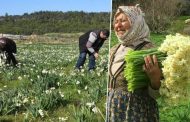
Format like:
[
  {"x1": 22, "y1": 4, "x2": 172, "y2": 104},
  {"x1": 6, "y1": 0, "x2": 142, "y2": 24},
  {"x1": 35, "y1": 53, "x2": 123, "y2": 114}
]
[{"x1": 0, "y1": 11, "x2": 110, "y2": 35}]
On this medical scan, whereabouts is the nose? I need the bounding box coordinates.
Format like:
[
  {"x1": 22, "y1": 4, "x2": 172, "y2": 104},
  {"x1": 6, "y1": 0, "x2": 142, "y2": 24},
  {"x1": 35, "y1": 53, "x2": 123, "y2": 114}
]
[
  {"x1": 115, "y1": 21, "x2": 122, "y2": 28},
  {"x1": 117, "y1": 20, "x2": 122, "y2": 26},
  {"x1": 115, "y1": 22, "x2": 123, "y2": 31}
]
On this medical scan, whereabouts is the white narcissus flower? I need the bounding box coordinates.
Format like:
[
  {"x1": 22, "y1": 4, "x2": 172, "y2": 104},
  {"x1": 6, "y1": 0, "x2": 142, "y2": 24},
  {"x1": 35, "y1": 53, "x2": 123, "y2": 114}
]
[
  {"x1": 50, "y1": 87, "x2": 55, "y2": 90},
  {"x1": 42, "y1": 69, "x2": 48, "y2": 74},
  {"x1": 97, "y1": 72, "x2": 101, "y2": 76},
  {"x1": 45, "y1": 90, "x2": 52, "y2": 94},
  {"x1": 158, "y1": 33, "x2": 190, "y2": 103},
  {"x1": 59, "y1": 91, "x2": 64, "y2": 98},
  {"x1": 23, "y1": 98, "x2": 29, "y2": 103},
  {"x1": 81, "y1": 69, "x2": 85, "y2": 72},
  {"x1": 57, "y1": 82, "x2": 60, "y2": 86},
  {"x1": 16, "y1": 103, "x2": 21, "y2": 107},
  {"x1": 18, "y1": 76, "x2": 22, "y2": 80},
  {"x1": 38, "y1": 109, "x2": 44, "y2": 117},
  {"x1": 76, "y1": 81, "x2": 80, "y2": 85},
  {"x1": 86, "y1": 102, "x2": 95, "y2": 108},
  {"x1": 92, "y1": 107, "x2": 98, "y2": 113},
  {"x1": 100, "y1": 68, "x2": 104, "y2": 72},
  {"x1": 77, "y1": 90, "x2": 81, "y2": 94},
  {"x1": 31, "y1": 99, "x2": 35, "y2": 104},
  {"x1": 59, "y1": 117, "x2": 68, "y2": 121}
]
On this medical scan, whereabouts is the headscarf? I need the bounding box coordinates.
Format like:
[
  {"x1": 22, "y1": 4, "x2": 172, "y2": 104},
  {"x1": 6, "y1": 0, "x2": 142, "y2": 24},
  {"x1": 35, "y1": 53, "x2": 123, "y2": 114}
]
[
  {"x1": 114, "y1": 4, "x2": 150, "y2": 46},
  {"x1": 110, "y1": 5, "x2": 151, "y2": 75}
]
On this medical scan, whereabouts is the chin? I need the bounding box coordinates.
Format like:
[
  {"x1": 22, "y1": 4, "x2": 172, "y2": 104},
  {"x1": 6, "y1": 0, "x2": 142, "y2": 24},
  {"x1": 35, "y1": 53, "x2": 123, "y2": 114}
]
[
  {"x1": 117, "y1": 33, "x2": 124, "y2": 38},
  {"x1": 117, "y1": 30, "x2": 129, "y2": 38}
]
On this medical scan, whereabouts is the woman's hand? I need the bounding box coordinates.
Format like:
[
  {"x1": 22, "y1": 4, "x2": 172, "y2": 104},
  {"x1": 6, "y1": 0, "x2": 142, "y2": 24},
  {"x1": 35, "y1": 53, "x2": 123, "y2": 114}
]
[{"x1": 143, "y1": 55, "x2": 162, "y2": 90}]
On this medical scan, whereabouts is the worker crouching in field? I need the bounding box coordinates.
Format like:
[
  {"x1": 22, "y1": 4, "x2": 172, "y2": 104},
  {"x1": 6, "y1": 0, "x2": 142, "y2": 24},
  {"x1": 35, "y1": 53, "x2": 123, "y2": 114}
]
[
  {"x1": 75, "y1": 29, "x2": 109, "y2": 71},
  {"x1": 0, "y1": 37, "x2": 18, "y2": 66}
]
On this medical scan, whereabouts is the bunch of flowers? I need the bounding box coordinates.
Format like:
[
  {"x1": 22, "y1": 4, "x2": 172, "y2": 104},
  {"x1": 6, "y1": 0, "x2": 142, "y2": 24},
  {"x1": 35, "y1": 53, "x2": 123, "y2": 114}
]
[
  {"x1": 124, "y1": 48, "x2": 166, "y2": 92},
  {"x1": 124, "y1": 33, "x2": 190, "y2": 102},
  {"x1": 158, "y1": 33, "x2": 190, "y2": 102}
]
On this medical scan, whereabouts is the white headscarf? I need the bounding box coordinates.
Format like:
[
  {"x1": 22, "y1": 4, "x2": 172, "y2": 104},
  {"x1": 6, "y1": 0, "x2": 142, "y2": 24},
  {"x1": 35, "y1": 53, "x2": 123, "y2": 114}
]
[
  {"x1": 111, "y1": 5, "x2": 151, "y2": 75},
  {"x1": 114, "y1": 4, "x2": 150, "y2": 46}
]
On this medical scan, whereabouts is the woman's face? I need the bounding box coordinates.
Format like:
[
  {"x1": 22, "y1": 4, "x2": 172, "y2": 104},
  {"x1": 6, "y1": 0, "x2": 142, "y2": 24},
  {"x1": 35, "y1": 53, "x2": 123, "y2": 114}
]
[{"x1": 114, "y1": 13, "x2": 131, "y2": 37}]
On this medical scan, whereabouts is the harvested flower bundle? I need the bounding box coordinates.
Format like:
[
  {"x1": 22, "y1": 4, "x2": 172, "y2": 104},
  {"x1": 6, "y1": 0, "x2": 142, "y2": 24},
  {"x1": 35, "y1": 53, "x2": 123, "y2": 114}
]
[{"x1": 125, "y1": 33, "x2": 190, "y2": 102}]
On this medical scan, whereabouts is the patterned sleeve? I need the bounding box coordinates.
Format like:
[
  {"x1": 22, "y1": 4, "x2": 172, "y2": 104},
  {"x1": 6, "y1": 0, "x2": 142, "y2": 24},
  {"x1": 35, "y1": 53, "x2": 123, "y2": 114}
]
[{"x1": 86, "y1": 32, "x2": 97, "y2": 53}]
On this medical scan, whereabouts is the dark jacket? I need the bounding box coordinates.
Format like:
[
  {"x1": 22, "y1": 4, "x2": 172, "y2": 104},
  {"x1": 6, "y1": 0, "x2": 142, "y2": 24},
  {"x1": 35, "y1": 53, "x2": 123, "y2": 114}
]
[
  {"x1": 79, "y1": 30, "x2": 106, "y2": 53},
  {"x1": 0, "y1": 37, "x2": 17, "y2": 65},
  {"x1": 0, "y1": 37, "x2": 17, "y2": 53}
]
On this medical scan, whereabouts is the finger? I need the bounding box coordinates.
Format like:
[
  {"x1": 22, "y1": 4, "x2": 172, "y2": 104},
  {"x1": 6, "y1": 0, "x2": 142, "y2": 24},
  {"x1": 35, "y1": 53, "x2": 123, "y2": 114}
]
[
  {"x1": 153, "y1": 55, "x2": 159, "y2": 67},
  {"x1": 147, "y1": 55, "x2": 153, "y2": 65},
  {"x1": 144, "y1": 56, "x2": 150, "y2": 70},
  {"x1": 143, "y1": 64, "x2": 150, "y2": 75},
  {"x1": 145, "y1": 55, "x2": 154, "y2": 69},
  {"x1": 147, "y1": 55, "x2": 154, "y2": 69},
  {"x1": 143, "y1": 64, "x2": 146, "y2": 72}
]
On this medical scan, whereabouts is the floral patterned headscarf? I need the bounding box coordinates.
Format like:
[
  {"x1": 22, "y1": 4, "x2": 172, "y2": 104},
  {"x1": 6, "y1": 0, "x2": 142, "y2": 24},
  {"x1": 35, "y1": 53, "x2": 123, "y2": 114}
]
[{"x1": 114, "y1": 4, "x2": 150, "y2": 46}]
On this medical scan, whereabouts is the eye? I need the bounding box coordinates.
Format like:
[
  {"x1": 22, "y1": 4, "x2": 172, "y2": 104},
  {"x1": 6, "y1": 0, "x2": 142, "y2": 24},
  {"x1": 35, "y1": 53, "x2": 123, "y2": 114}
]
[
  {"x1": 114, "y1": 20, "x2": 119, "y2": 24},
  {"x1": 121, "y1": 19, "x2": 128, "y2": 22}
]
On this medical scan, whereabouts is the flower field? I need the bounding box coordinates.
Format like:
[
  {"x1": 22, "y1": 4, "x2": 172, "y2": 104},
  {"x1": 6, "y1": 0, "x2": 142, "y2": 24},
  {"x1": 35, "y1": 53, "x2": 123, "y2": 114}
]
[{"x1": 0, "y1": 42, "x2": 108, "y2": 121}]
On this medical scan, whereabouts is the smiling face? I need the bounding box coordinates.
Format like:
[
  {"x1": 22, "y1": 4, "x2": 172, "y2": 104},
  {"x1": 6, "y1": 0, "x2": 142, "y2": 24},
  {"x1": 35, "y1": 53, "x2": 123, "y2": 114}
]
[{"x1": 114, "y1": 13, "x2": 131, "y2": 38}]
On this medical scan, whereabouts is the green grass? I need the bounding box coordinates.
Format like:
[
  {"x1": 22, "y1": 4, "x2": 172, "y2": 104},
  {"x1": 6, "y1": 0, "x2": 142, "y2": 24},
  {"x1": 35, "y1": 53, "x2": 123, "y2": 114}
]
[
  {"x1": 150, "y1": 33, "x2": 166, "y2": 47},
  {"x1": 158, "y1": 97, "x2": 190, "y2": 122},
  {"x1": 166, "y1": 16, "x2": 190, "y2": 34},
  {"x1": 110, "y1": 31, "x2": 118, "y2": 47}
]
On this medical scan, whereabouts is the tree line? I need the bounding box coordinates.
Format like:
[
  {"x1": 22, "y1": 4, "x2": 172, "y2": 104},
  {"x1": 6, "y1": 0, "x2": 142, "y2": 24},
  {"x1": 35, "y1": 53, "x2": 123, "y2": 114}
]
[{"x1": 0, "y1": 11, "x2": 110, "y2": 35}]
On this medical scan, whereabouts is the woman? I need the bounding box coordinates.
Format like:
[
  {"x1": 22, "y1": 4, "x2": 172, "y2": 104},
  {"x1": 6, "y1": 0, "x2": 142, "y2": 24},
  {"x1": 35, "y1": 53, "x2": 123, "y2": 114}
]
[{"x1": 107, "y1": 5, "x2": 162, "y2": 122}]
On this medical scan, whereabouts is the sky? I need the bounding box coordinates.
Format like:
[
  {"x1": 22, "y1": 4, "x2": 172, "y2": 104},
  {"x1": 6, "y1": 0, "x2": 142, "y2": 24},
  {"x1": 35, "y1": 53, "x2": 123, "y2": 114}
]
[{"x1": 0, "y1": 0, "x2": 111, "y2": 16}]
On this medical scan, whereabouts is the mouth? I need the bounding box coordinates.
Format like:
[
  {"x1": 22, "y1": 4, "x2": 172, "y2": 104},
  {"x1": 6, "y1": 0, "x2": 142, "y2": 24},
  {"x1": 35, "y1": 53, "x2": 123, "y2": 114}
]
[{"x1": 117, "y1": 30, "x2": 126, "y2": 36}]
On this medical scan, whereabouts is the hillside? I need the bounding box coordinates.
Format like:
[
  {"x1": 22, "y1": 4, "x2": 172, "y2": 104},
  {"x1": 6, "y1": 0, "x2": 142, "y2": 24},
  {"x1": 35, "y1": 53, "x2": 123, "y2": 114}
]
[{"x1": 0, "y1": 11, "x2": 110, "y2": 35}]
